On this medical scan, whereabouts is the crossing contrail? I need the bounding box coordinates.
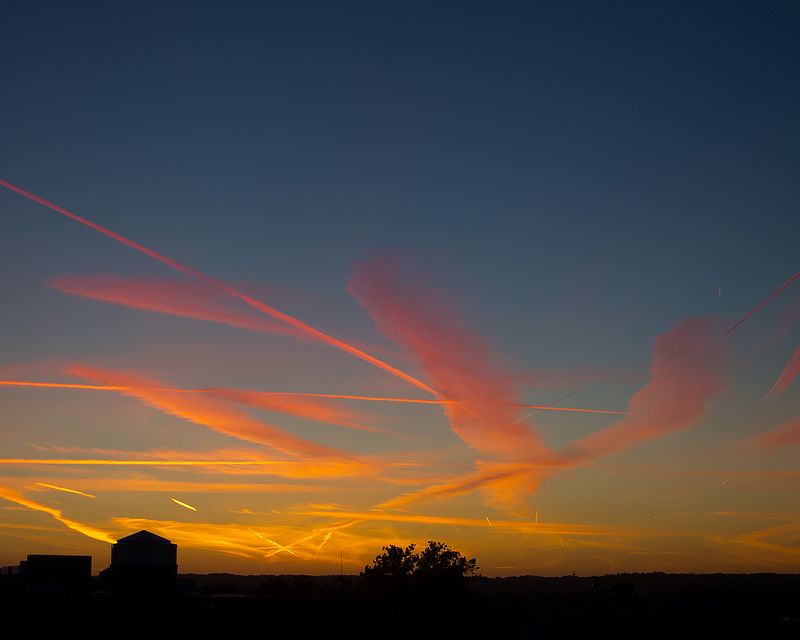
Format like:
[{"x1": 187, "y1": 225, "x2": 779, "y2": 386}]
[{"x1": 0, "y1": 178, "x2": 437, "y2": 397}]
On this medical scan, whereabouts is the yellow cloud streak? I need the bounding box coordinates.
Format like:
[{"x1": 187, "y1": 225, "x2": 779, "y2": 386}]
[
  {"x1": 0, "y1": 486, "x2": 114, "y2": 544},
  {"x1": 0, "y1": 458, "x2": 293, "y2": 466},
  {"x1": 111, "y1": 517, "x2": 366, "y2": 563},
  {"x1": 19, "y1": 478, "x2": 323, "y2": 494},
  {"x1": 0, "y1": 457, "x2": 376, "y2": 479}
]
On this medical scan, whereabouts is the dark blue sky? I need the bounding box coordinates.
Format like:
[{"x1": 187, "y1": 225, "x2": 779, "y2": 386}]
[{"x1": 2, "y1": 0, "x2": 799, "y2": 383}]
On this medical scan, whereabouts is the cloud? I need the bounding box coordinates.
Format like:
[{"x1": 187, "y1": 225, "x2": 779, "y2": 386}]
[
  {"x1": 376, "y1": 464, "x2": 530, "y2": 510},
  {"x1": 558, "y1": 318, "x2": 726, "y2": 463},
  {"x1": 201, "y1": 387, "x2": 394, "y2": 436},
  {"x1": 373, "y1": 317, "x2": 725, "y2": 514},
  {"x1": 746, "y1": 417, "x2": 800, "y2": 448},
  {"x1": 0, "y1": 446, "x2": 379, "y2": 479},
  {"x1": 50, "y1": 275, "x2": 302, "y2": 337},
  {"x1": 0, "y1": 179, "x2": 436, "y2": 396},
  {"x1": 348, "y1": 256, "x2": 549, "y2": 462},
  {"x1": 0, "y1": 486, "x2": 114, "y2": 544},
  {"x1": 67, "y1": 365, "x2": 376, "y2": 475}
]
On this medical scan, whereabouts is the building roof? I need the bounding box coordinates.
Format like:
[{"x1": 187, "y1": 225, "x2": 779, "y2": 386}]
[{"x1": 115, "y1": 530, "x2": 173, "y2": 545}]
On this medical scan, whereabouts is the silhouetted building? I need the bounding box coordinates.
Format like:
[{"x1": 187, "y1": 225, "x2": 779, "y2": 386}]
[
  {"x1": 0, "y1": 554, "x2": 91, "y2": 592},
  {"x1": 101, "y1": 530, "x2": 178, "y2": 590},
  {"x1": 22, "y1": 554, "x2": 91, "y2": 583}
]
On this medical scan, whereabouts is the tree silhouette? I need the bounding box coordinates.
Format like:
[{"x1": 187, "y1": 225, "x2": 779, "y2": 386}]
[
  {"x1": 360, "y1": 544, "x2": 417, "y2": 594},
  {"x1": 360, "y1": 541, "x2": 477, "y2": 595},
  {"x1": 414, "y1": 541, "x2": 477, "y2": 592}
]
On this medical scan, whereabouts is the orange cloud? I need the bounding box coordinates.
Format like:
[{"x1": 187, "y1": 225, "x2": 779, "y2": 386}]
[
  {"x1": 0, "y1": 457, "x2": 370, "y2": 479},
  {"x1": 24, "y1": 477, "x2": 323, "y2": 494},
  {"x1": 376, "y1": 464, "x2": 532, "y2": 510},
  {"x1": 202, "y1": 387, "x2": 393, "y2": 436},
  {"x1": 0, "y1": 486, "x2": 114, "y2": 544},
  {"x1": 373, "y1": 317, "x2": 725, "y2": 514},
  {"x1": 68, "y1": 365, "x2": 374, "y2": 475},
  {"x1": 558, "y1": 318, "x2": 726, "y2": 463},
  {"x1": 0, "y1": 443, "x2": 379, "y2": 479},
  {"x1": 110, "y1": 516, "x2": 367, "y2": 564},
  {"x1": 348, "y1": 256, "x2": 549, "y2": 462}
]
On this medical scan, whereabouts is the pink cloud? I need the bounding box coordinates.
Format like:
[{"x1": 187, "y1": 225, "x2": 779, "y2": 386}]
[
  {"x1": 348, "y1": 256, "x2": 549, "y2": 462},
  {"x1": 559, "y1": 318, "x2": 726, "y2": 463}
]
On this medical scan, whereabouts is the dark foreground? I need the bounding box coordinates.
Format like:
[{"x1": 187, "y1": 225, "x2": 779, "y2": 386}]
[{"x1": 2, "y1": 572, "x2": 799, "y2": 637}]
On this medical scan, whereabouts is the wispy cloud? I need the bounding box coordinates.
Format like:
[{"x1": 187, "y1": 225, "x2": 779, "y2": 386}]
[
  {"x1": 68, "y1": 365, "x2": 374, "y2": 474},
  {"x1": 50, "y1": 275, "x2": 302, "y2": 338},
  {"x1": 0, "y1": 486, "x2": 114, "y2": 544},
  {"x1": 558, "y1": 318, "x2": 726, "y2": 463},
  {"x1": 201, "y1": 387, "x2": 393, "y2": 436},
  {"x1": 0, "y1": 179, "x2": 437, "y2": 396},
  {"x1": 348, "y1": 256, "x2": 549, "y2": 462},
  {"x1": 745, "y1": 416, "x2": 800, "y2": 448}
]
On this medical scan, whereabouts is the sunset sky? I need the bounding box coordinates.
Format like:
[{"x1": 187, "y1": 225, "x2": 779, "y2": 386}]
[{"x1": 1, "y1": 2, "x2": 799, "y2": 576}]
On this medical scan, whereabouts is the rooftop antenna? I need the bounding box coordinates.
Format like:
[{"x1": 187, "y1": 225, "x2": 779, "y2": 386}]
[{"x1": 340, "y1": 551, "x2": 343, "y2": 576}]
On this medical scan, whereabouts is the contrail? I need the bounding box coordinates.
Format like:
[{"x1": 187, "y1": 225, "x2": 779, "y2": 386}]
[
  {"x1": 0, "y1": 458, "x2": 295, "y2": 466},
  {"x1": 520, "y1": 405, "x2": 626, "y2": 415},
  {"x1": 316, "y1": 530, "x2": 334, "y2": 552},
  {"x1": 263, "y1": 537, "x2": 298, "y2": 556},
  {"x1": 248, "y1": 529, "x2": 298, "y2": 556},
  {"x1": 724, "y1": 271, "x2": 800, "y2": 336},
  {"x1": 170, "y1": 497, "x2": 198, "y2": 511},
  {"x1": 0, "y1": 178, "x2": 437, "y2": 397},
  {"x1": 35, "y1": 482, "x2": 96, "y2": 498},
  {"x1": 765, "y1": 342, "x2": 800, "y2": 398},
  {"x1": 0, "y1": 381, "x2": 127, "y2": 391},
  {"x1": 515, "y1": 389, "x2": 583, "y2": 422},
  {"x1": 0, "y1": 380, "x2": 627, "y2": 414},
  {"x1": 0, "y1": 486, "x2": 115, "y2": 544}
]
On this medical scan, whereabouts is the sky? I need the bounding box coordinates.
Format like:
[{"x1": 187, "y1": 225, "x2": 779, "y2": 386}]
[{"x1": 1, "y1": 1, "x2": 799, "y2": 576}]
